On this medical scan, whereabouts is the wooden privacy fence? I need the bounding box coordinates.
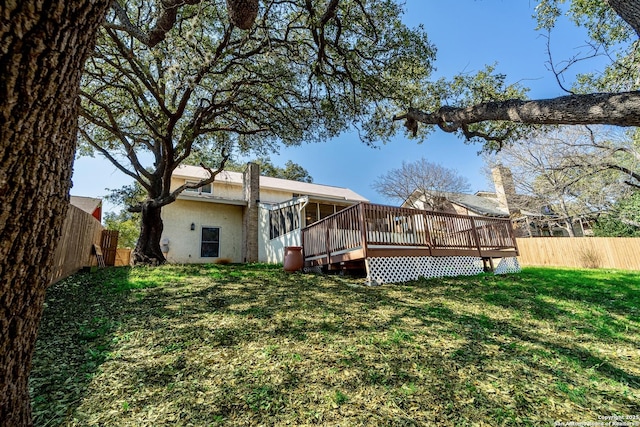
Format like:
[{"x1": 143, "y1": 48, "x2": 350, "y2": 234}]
[
  {"x1": 50, "y1": 204, "x2": 104, "y2": 283},
  {"x1": 115, "y1": 248, "x2": 132, "y2": 266},
  {"x1": 516, "y1": 237, "x2": 640, "y2": 270}
]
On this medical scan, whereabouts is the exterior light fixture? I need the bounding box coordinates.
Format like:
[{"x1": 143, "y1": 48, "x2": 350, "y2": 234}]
[{"x1": 190, "y1": 223, "x2": 195, "y2": 231}]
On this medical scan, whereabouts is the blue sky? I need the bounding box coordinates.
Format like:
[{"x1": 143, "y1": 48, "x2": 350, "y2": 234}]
[{"x1": 72, "y1": 0, "x2": 601, "y2": 213}]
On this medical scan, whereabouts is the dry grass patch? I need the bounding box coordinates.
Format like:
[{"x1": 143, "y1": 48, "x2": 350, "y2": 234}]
[{"x1": 31, "y1": 265, "x2": 640, "y2": 426}]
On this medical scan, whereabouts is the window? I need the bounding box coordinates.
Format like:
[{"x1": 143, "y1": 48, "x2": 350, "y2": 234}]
[
  {"x1": 305, "y1": 202, "x2": 318, "y2": 225},
  {"x1": 201, "y1": 227, "x2": 220, "y2": 257},
  {"x1": 304, "y1": 202, "x2": 350, "y2": 226},
  {"x1": 319, "y1": 204, "x2": 335, "y2": 220},
  {"x1": 185, "y1": 180, "x2": 212, "y2": 194},
  {"x1": 270, "y1": 205, "x2": 300, "y2": 239}
]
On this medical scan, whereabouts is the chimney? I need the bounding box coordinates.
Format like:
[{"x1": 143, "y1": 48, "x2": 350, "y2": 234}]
[
  {"x1": 242, "y1": 162, "x2": 260, "y2": 263},
  {"x1": 492, "y1": 165, "x2": 518, "y2": 215}
]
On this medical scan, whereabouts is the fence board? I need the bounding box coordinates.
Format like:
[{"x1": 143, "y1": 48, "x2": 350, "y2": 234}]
[
  {"x1": 101, "y1": 230, "x2": 119, "y2": 266},
  {"x1": 50, "y1": 204, "x2": 104, "y2": 283},
  {"x1": 516, "y1": 237, "x2": 640, "y2": 270},
  {"x1": 115, "y1": 249, "x2": 132, "y2": 266}
]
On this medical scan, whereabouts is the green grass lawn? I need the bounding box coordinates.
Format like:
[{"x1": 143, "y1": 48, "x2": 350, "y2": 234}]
[{"x1": 31, "y1": 265, "x2": 640, "y2": 426}]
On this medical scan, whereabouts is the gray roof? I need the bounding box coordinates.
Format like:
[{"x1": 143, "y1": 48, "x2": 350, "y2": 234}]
[{"x1": 445, "y1": 192, "x2": 509, "y2": 217}]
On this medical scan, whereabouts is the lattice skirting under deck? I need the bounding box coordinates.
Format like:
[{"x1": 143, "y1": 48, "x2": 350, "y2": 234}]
[{"x1": 365, "y1": 256, "x2": 521, "y2": 285}]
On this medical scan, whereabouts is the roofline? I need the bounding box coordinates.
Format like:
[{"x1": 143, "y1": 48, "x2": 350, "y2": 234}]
[
  {"x1": 177, "y1": 193, "x2": 247, "y2": 206},
  {"x1": 172, "y1": 166, "x2": 368, "y2": 202}
]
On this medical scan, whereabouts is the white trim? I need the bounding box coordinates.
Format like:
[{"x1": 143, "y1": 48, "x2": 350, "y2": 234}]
[
  {"x1": 259, "y1": 196, "x2": 309, "y2": 210},
  {"x1": 178, "y1": 193, "x2": 247, "y2": 206}
]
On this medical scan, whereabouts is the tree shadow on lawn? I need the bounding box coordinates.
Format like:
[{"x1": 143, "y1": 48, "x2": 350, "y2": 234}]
[
  {"x1": 506, "y1": 268, "x2": 640, "y2": 318},
  {"x1": 31, "y1": 265, "x2": 640, "y2": 425},
  {"x1": 30, "y1": 267, "x2": 136, "y2": 426}
]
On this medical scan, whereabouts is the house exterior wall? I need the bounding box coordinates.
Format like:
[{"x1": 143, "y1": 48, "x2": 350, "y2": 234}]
[
  {"x1": 166, "y1": 167, "x2": 366, "y2": 265},
  {"x1": 161, "y1": 199, "x2": 243, "y2": 263},
  {"x1": 261, "y1": 188, "x2": 294, "y2": 203},
  {"x1": 258, "y1": 206, "x2": 302, "y2": 263},
  {"x1": 167, "y1": 176, "x2": 299, "y2": 264}
]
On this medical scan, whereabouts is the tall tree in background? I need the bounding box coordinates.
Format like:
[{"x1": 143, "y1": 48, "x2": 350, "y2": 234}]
[
  {"x1": 487, "y1": 126, "x2": 639, "y2": 235},
  {"x1": 0, "y1": 1, "x2": 263, "y2": 422},
  {"x1": 104, "y1": 211, "x2": 141, "y2": 248},
  {"x1": 373, "y1": 158, "x2": 470, "y2": 209},
  {"x1": 258, "y1": 159, "x2": 314, "y2": 183},
  {"x1": 80, "y1": 0, "x2": 433, "y2": 265},
  {"x1": 394, "y1": 0, "x2": 640, "y2": 151},
  {"x1": 593, "y1": 192, "x2": 640, "y2": 236}
]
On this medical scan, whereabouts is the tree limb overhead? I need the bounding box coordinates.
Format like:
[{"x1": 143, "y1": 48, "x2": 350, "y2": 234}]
[{"x1": 396, "y1": 91, "x2": 640, "y2": 135}]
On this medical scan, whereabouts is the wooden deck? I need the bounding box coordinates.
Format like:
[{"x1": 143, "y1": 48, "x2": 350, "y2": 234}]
[{"x1": 301, "y1": 203, "x2": 519, "y2": 270}]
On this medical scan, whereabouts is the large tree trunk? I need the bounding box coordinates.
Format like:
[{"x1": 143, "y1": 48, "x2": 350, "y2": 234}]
[
  {"x1": 0, "y1": 1, "x2": 110, "y2": 424},
  {"x1": 606, "y1": 0, "x2": 640, "y2": 38},
  {"x1": 132, "y1": 203, "x2": 166, "y2": 265}
]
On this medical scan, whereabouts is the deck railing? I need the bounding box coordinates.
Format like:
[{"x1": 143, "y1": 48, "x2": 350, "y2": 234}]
[{"x1": 301, "y1": 203, "x2": 518, "y2": 267}]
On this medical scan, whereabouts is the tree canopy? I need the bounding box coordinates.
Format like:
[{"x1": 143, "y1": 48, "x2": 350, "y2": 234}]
[
  {"x1": 394, "y1": 0, "x2": 640, "y2": 152},
  {"x1": 486, "y1": 126, "x2": 637, "y2": 234},
  {"x1": 593, "y1": 192, "x2": 640, "y2": 236},
  {"x1": 79, "y1": 0, "x2": 433, "y2": 264}
]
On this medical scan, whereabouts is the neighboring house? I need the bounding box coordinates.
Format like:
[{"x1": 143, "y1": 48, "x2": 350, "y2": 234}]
[
  {"x1": 161, "y1": 163, "x2": 368, "y2": 264},
  {"x1": 70, "y1": 195, "x2": 102, "y2": 222},
  {"x1": 403, "y1": 166, "x2": 593, "y2": 238}
]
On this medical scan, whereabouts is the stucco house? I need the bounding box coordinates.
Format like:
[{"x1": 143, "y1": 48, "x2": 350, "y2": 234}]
[{"x1": 160, "y1": 163, "x2": 368, "y2": 264}]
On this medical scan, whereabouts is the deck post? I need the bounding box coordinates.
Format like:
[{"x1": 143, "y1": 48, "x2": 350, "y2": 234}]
[
  {"x1": 469, "y1": 217, "x2": 483, "y2": 258},
  {"x1": 325, "y1": 221, "x2": 331, "y2": 266},
  {"x1": 301, "y1": 227, "x2": 306, "y2": 265},
  {"x1": 507, "y1": 218, "x2": 520, "y2": 256},
  {"x1": 422, "y1": 211, "x2": 433, "y2": 256},
  {"x1": 358, "y1": 203, "x2": 368, "y2": 259}
]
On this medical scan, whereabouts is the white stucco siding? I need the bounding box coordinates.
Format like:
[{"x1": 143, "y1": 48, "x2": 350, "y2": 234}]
[
  {"x1": 260, "y1": 188, "x2": 294, "y2": 204},
  {"x1": 212, "y1": 181, "x2": 242, "y2": 199},
  {"x1": 169, "y1": 177, "x2": 243, "y2": 200},
  {"x1": 161, "y1": 200, "x2": 243, "y2": 263},
  {"x1": 258, "y1": 206, "x2": 301, "y2": 263}
]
